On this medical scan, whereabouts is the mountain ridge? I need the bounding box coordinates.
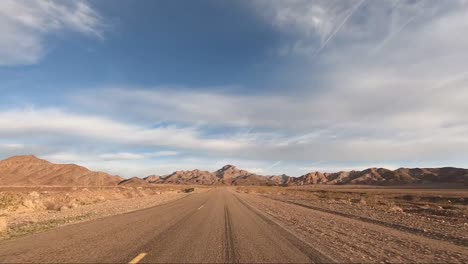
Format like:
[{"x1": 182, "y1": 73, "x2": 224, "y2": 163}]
[
  {"x1": 148, "y1": 165, "x2": 468, "y2": 186},
  {"x1": 0, "y1": 155, "x2": 467, "y2": 186}
]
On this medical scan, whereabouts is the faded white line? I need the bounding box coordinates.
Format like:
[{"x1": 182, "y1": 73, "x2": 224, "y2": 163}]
[
  {"x1": 198, "y1": 205, "x2": 204, "y2": 210},
  {"x1": 129, "y1": 253, "x2": 147, "y2": 264}
]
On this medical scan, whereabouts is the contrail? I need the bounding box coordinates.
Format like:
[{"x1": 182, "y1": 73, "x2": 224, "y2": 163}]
[
  {"x1": 371, "y1": 14, "x2": 418, "y2": 54},
  {"x1": 267, "y1": 160, "x2": 282, "y2": 170},
  {"x1": 244, "y1": 126, "x2": 254, "y2": 135},
  {"x1": 239, "y1": 126, "x2": 253, "y2": 138},
  {"x1": 432, "y1": 71, "x2": 468, "y2": 90},
  {"x1": 372, "y1": 0, "x2": 429, "y2": 54},
  {"x1": 313, "y1": 0, "x2": 366, "y2": 57}
]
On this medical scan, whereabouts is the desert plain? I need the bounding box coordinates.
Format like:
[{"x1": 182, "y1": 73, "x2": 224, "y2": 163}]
[{"x1": 0, "y1": 155, "x2": 467, "y2": 263}]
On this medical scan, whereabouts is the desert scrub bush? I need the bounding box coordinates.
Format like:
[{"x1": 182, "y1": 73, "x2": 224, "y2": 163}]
[
  {"x1": 0, "y1": 193, "x2": 21, "y2": 210},
  {"x1": 182, "y1": 188, "x2": 195, "y2": 193}
]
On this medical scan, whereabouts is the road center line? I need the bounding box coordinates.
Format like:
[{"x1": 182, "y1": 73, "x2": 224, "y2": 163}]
[
  {"x1": 129, "y1": 253, "x2": 147, "y2": 264},
  {"x1": 198, "y1": 205, "x2": 204, "y2": 210}
]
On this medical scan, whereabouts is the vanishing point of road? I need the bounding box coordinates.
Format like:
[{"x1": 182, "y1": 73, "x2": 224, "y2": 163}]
[{"x1": 0, "y1": 188, "x2": 332, "y2": 263}]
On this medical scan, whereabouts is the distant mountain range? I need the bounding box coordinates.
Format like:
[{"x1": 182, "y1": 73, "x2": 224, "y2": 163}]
[
  {"x1": 289, "y1": 167, "x2": 468, "y2": 186},
  {"x1": 140, "y1": 165, "x2": 468, "y2": 186},
  {"x1": 139, "y1": 165, "x2": 291, "y2": 186},
  {"x1": 0, "y1": 155, "x2": 467, "y2": 186}
]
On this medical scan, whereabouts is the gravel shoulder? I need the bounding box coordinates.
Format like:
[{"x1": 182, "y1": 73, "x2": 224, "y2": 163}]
[{"x1": 237, "y1": 188, "x2": 468, "y2": 263}]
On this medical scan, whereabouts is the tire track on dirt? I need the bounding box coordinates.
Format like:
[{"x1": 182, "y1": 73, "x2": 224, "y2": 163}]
[
  {"x1": 267, "y1": 196, "x2": 468, "y2": 247},
  {"x1": 233, "y1": 194, "x2": 334, "y2": 263}
]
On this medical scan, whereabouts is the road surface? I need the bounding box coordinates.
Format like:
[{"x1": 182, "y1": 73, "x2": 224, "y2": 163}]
[{"x1": 0, "y1": 188, "x2": 331, "y2": 263}]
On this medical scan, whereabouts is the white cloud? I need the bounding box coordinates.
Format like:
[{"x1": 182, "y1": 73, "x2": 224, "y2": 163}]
[
  {"x1": 41, "y1": 152, "x2": 84, "y2": 163},
  {"x1": 253, "y1": 0, "x2": 468, "y2": 57},
  {"x1": 66, "y1": 83, "x2": 468, "y2": 166},
  {"x1": 99, "y1": 151, "x2": 178, "y2": 161},
  {"x1": 253, "y1": 0, "x2": 358, "y2": 41},
  {"x1": 42, "y1": 150, "x2": 179, "y2": 165},
  {"x1": 1, "y1": 103, "x2": 467, "y2": 176},
  {"x1": 0, "y1": 143, "x2": 24, "y2": 149},
  {"x1": 0, "y1": 108, "x2": 248, "y2": 152},
  {"x1": 0, "y1": 0, "x2": 103, "y2": 65},
  {"x1": 38, "y1": 152, "x2": 282, "y2": 177}
]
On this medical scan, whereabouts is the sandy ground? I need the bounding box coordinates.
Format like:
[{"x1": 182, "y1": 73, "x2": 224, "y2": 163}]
[
  {"x1": 237, "y1": 186, "x2": 468, "y2": 263},
  {"x1": 0, "y1": 185, "x2": 206, "y2": 240},
  {"x1": 1, "y1": 185, "x2": 467, "y2": 263}
]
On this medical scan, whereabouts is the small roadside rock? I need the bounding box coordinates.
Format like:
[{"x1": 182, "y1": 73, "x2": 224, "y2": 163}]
[{"x1": 389, "y1": 206, "x2": 404, "y2": 213}]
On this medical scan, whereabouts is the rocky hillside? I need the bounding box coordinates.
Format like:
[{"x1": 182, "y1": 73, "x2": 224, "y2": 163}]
[
  {"x1": 152, "y1": 165, "x2": 286, "y2": 186},
  {"x1": 153, "y1": 166, "x2": 467, "y2": 186},
  {"x1": 0, "y1": 155, "x2": 123, "y2": 186},
  {"x1": 162, "y1": 169, "x2": 217, "y2": 185},
  {"x1": 143, "y1": 175, "x2": 162, "y2": 184},
  {"x1": 118, "y1": 177, "x2": 150, "y2": 186},
  {"x1": 1, "y1": 155, "x2": 466, "y2": 186},
  {"x1": 289, "y1": 167, "x2": 468, "y2": 186}
]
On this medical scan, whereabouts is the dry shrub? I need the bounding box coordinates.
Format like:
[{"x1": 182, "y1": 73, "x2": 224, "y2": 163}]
[
  {"x1": 0, "y1": 193, "x2": 21, "y2": 209},
  {"x1": 398, "y1": 194, "x2": 420, "y2": 202},
  {"x1": 182, "y1": 188, "x2": 195, "y2": 193}
]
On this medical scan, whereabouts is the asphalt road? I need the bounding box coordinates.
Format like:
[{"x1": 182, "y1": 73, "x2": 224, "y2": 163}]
[{"x1": 0, "y1": 188, "x2": 331, "y2": 263}]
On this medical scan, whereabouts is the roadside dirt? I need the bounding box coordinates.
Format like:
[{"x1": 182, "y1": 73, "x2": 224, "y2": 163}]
[
  {"x1": 237, "y1": 186, "x2": 468, "y2": 263},
  {"x1": 0, "y1": 186, "x2": 205, "y2": 240}
]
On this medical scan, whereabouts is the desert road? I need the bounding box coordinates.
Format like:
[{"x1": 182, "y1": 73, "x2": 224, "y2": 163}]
[{"x1": 0, "y1": 188, "x2": 332, "y2": 263}]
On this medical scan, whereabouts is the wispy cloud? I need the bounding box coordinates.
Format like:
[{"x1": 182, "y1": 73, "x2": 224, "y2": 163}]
[
  {"x1": 99, "y1": 151, "x2": 178, "y2": 161},
  {"x1": 0, "y1": 143, "x2": 24, "y2": 150},
  {"x1": 0, "y1": 108, "x2": 248, "y2": 152},
  {"x1": 43, "y1": 151, "x2": 178, "y2": 163},
  {"x1": 0, "y1": 0, "x2": 103, "y2": 65}
]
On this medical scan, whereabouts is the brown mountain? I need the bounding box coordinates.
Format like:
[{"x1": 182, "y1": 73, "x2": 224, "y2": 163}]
[
  {"x1": 290, "y1": 167, "x2": 468, "y2": 186},
  {"x1": 215, "y1": 165, "x2": 258, "y2": 185},
  {"x1": 149, "y1": 165, "x2": 467, "y2": 186},
  {"x1": 118, "y1": 177, "x2": 149, "y2": 186},
  {"x1": 143, "y1": 175, "x2": 163, "y2": 184},
  {"x1": 162, "y1": 169, "x2": 218, "y2": 185},
  {"x1": 231, "y1": 174, "x2": 287, "y2": 186},
  {"x1": 0, "y1": 155, "x2": 123, "y2": 186},
  {"x1": 292, "y1": 171, "x2": 329, "y2": 185},
  {"x1": 154, "y1": 165, "x2": 289, "y2": 186},
  {"x1": 1, "y1": 155, "x2": 466, "y2": 187}
]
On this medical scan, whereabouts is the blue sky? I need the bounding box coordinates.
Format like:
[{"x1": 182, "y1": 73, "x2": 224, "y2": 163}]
[{"x1": 1, "y1": 0, "x2": 468, "y2": 177}]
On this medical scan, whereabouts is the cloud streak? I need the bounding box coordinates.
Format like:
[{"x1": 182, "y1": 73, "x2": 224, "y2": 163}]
[
  {"x1": 0, "y1": 0, "x2": 103, "y2": 65},
  {"x1": 0, "y1": 108, "x2": 248, "y2": 153}
]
